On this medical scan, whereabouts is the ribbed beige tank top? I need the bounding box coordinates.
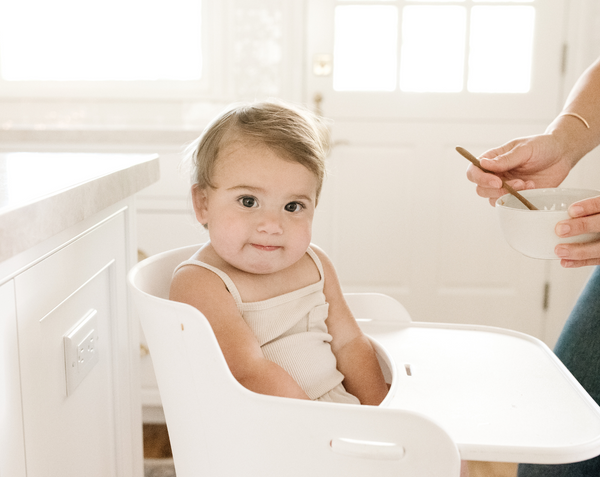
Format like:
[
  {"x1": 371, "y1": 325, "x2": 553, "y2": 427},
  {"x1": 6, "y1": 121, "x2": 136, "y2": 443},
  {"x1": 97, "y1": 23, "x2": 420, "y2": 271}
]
[{"x1": 175, "y1": 247, "x2": 357, "y2": 402}]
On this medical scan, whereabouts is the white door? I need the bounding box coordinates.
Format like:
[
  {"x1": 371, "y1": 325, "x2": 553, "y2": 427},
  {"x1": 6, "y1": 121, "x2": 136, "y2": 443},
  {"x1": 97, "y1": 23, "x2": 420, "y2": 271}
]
[{"x1": 307, "y1": 0, "x2": 574, "y2": 343}]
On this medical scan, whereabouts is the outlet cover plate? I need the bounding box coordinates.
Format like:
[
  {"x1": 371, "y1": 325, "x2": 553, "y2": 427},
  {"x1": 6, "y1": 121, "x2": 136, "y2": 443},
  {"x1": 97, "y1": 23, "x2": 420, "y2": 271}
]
[{"x1": 64, "y1": 309, "x2": 99, "y2": 396}]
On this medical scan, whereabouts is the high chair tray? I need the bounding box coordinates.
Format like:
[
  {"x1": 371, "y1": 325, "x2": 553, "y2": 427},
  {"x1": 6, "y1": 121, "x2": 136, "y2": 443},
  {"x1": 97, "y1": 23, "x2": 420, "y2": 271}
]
[{"x1": 364, "y1": 322, "x2": 600, "y2": 464}]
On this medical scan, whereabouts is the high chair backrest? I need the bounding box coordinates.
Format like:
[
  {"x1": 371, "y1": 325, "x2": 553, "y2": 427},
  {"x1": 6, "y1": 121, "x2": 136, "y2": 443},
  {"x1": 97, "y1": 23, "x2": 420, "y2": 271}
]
[{"x1": 128, "y1": 244, "x2": 461, "y2": 477}]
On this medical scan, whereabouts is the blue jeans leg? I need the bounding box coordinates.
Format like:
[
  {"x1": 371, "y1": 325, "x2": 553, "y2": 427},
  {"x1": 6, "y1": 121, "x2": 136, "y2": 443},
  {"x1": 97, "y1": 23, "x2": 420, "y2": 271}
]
[{"x1": 518, "y1": 266, "x2": 600, "y2": 477}]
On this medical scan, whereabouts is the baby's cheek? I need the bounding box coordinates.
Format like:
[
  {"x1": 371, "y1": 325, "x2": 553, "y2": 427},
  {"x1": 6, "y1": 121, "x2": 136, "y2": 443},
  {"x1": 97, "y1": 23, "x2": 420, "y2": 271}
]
[
  {"x1": 297, "y1": 223, "x2": 314, "y2": 249},
  {"x1": 211, "y1": 227, "x2": 243, "y2": 255}
]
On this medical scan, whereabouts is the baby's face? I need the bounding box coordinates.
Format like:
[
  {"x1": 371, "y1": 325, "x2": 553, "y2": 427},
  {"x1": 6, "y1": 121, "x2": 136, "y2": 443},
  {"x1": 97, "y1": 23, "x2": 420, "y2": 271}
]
[{"x1": 196, "y1": 141, "x2": 318, "y2": 275}]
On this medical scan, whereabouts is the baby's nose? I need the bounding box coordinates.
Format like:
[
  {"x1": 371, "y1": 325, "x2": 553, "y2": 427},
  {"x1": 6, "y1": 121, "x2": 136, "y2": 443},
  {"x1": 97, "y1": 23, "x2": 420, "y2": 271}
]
[{"x1": 256, "y1": 210, "x2": 284, "y2": 234}]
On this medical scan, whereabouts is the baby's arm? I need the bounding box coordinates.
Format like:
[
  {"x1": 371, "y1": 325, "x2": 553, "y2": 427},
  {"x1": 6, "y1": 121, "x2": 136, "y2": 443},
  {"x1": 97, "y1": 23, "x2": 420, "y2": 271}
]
[
  {"x1": 312, "y1": 247, "x2": 389, "y2": 406},
  {"x1": 169, "y1": 265, "x2": 310, "y2": 400}
]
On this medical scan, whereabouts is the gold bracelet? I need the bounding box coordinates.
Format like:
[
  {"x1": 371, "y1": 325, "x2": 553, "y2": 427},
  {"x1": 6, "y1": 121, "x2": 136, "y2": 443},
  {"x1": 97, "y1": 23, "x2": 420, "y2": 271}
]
[{"x1": 559, "y1": 112, "x2": 590, "y2": 129}]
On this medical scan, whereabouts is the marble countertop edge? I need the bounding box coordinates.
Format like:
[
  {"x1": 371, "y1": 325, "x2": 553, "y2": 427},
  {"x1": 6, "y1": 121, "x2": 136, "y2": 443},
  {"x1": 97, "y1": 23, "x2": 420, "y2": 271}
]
[{"x1": 0, "y1": 155, "x2": 159, "y2": 263}]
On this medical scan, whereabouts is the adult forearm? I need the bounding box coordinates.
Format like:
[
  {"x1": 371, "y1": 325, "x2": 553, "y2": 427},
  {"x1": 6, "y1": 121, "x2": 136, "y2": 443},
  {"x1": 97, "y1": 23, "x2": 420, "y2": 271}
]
[{"x1": 546, "y1": 57, "x2": 600, "y2": 166}]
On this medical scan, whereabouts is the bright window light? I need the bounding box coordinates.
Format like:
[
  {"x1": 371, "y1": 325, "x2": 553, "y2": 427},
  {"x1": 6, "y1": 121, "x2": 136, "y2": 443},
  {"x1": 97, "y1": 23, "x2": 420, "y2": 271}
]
[
  {"x1": 468, "y1": 6, "x2": 535, "y2": 93},
  {"x1": 333, "y1": 5, "x2": 398, "y2": 92},
  {"x1": 0, "y1": 0, "x2": 202, "y2": 81},
  {"x1": 474, "y1": 0, "x2": 533, "y2": 2},
  {"x1": 399, "y1": 6, "x2": 466, "y2": 92}
]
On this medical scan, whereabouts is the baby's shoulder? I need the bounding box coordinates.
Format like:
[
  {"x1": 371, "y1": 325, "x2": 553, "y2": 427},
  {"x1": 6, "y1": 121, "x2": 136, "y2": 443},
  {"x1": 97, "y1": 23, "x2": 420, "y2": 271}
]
[
  {"x1": 169, "y1": 259, "x2": 243, "y2": 322},
  {"x1": 170, "y1": 258, "x2": 228, "y2": 301},
  {"x1": 308, "y1": 243, "x2": 336, "y2": 273}
]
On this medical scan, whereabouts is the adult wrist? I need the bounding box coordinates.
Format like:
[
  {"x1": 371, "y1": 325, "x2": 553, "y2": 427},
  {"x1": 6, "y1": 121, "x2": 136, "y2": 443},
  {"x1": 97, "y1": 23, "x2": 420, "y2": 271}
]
[{"x1": 545, "y1": 115, "x2": 592, "y2": 169}]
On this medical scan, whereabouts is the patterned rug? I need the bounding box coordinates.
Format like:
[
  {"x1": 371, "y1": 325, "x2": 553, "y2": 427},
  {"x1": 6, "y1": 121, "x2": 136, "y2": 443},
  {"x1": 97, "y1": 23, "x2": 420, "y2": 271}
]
[{"x1": 144, "y1": 458, "x2": 176, "y2": 477}]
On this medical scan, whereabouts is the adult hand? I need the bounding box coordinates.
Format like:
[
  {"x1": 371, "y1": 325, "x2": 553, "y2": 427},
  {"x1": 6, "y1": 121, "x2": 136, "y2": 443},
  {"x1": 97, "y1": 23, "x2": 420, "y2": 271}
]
[
  {"x1": 466, "y1": 134, "x2": 574, "y2": 206},
  {"x1": 555, "y1": 195, "x2": 600, "y2": 267}
]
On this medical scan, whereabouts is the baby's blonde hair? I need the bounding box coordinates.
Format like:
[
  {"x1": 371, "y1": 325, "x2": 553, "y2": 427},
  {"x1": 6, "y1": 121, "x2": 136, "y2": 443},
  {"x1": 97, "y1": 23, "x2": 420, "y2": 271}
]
[{"x1": 186, "y1": 100, "x2": 329, "y2": 203}]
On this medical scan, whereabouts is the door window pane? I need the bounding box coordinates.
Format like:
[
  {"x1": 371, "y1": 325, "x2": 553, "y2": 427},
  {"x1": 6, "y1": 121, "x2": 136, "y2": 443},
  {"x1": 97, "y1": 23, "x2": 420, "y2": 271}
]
[
  {"x1": 0, "y1": 0, "x2": 202, "y2": 81},
  {"x1": 333, "y1": 5, "x2": 398, "y2": 91},
  {"x1": 468, "y1": 6, "x2": 535, "y2": 93},
  {"x1": 331, "y1": 1, "x2": 536, "y2": 94},
  {"x1": 399, "y1": 6, "x2": 466, "y2": 92}
]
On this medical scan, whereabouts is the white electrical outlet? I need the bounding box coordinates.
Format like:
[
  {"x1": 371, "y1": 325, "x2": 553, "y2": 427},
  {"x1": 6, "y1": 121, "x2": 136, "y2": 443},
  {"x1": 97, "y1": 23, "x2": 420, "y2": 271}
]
[{"x1": 64, "y1": 309, "x2": 100, "y2": 396}]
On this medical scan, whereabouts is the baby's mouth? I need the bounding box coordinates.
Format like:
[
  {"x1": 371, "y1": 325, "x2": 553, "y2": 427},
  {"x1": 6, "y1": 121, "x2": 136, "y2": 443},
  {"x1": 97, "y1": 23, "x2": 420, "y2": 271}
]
[{"x1": 251, "y1": 244, "x2": 281, "y2": 252}]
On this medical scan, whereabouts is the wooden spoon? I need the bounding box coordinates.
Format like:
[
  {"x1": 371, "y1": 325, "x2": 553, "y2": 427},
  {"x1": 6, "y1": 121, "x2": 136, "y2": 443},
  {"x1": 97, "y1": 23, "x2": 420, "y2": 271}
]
[{"x1": 456, "y1": 146, "x2": 538, "y2": 210}]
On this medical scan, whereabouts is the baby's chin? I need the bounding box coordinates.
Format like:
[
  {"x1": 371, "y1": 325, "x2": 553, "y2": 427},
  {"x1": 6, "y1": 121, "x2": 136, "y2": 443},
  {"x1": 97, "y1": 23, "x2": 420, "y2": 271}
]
[
  {"x1": 234, "y1": 253, "x2": 301, "y2": 276},
  {"x1": 233, "y1": 260, "x2": 289, "y2": 275},
  {"x1": 216, "y1": 242, "x2": 310, "y2": 275}
]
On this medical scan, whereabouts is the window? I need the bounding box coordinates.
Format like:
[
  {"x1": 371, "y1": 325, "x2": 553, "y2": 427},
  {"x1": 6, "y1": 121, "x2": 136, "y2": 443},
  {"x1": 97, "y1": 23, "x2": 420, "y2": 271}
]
[
  {"x1": 307, "y1": 0, "x2": 563, "y2": 120},
  {"x1": 332, "y1": 0, "x2": 536, "y2": 94},
  {"x1": 333, "y1": 5, "x2": 398, "y2": 91},
  {"x1": 0, "y1": 0, "x2": 211, "y2": 99}
]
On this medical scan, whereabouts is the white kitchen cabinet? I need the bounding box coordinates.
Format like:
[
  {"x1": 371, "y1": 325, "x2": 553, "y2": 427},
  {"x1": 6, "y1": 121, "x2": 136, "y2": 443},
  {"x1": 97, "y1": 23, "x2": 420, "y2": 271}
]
[
  {"x1": 0, "y1": 153, "x2": 159, "y2": 477},
  {"x1": 17, "y1": 210, "x2": 133, "y2": 477},
  {"x1": 0, "y1": 279, "x2": 26, "y2": 477}
]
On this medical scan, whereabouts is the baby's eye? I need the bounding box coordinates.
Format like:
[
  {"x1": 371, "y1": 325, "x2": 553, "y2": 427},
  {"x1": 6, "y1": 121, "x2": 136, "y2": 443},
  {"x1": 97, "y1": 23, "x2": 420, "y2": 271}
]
[
  {"x1": 284, "y1": 202, "x2": 304, "y2": 212},
  {"x1": 240, "y1": 196, "x2": 258, "y2": 208}
]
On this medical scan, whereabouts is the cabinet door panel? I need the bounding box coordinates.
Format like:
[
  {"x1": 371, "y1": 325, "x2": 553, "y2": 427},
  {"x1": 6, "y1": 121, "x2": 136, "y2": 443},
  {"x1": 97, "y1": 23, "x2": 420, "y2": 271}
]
[
  {"x1": 0, "y1": 280, "x2": 27, "y2": 477},
  {"x1": 15, "y1": 212, "x2": 131, "y2": 477}
]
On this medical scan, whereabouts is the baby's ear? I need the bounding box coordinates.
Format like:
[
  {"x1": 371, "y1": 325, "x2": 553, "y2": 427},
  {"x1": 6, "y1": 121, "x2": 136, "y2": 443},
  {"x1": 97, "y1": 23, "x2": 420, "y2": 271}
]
[{"x1": 191, "y1": 184, "x2": 209, "y2": 226}]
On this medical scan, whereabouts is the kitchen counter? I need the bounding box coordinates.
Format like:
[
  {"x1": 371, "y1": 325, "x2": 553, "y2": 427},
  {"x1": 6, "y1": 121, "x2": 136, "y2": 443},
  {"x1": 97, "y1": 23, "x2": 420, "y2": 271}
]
[
  {"x1": 0, "y1": 152, "x2": 159, "y2": 264},
  {"x1": 0, "y1": 151, "x2": 159, "y2": 477}
]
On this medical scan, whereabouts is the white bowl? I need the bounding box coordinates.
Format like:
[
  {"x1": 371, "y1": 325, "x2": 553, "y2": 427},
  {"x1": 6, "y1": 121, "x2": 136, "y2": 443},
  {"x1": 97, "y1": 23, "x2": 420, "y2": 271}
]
[{"x1": 496, "y1": 188, "x2": 600, "y2": 259}]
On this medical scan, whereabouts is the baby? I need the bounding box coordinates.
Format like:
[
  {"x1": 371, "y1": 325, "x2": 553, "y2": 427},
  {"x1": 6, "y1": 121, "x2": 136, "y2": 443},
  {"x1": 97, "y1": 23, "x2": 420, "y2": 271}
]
[{"x1": 169, "y1": 100, "x2": 389, "y2": 405}]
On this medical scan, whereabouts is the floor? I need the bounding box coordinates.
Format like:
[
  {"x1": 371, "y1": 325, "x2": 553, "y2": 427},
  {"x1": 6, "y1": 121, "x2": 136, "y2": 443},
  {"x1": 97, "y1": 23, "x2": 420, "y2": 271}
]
[
  {"x1": 144, "y1": 424, "x2": 173, "y2": 459},
  {"x1": 468, "y1": 461, "x2": 517, "y2": 477},
  {"x1": 143, "y1": 423, "x2": 518, "y2": 477},
  {"x1": 143, "y1": 424, "x2": 175, "y2": 477}
]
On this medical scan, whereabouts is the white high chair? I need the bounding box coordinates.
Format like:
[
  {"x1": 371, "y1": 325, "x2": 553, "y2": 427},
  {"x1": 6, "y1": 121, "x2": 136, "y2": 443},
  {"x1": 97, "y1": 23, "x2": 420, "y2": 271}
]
[
  {"x1": 129, "y1": 245, "x2": 600, "y2": 476},
  {"x1": 128, "y1": 245, "x2": 461, "y2": 477}
]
